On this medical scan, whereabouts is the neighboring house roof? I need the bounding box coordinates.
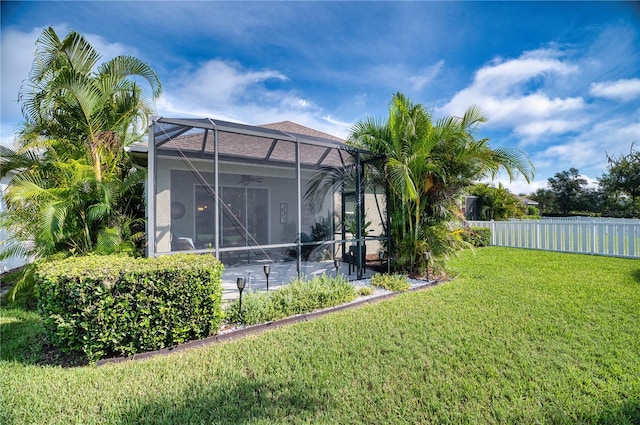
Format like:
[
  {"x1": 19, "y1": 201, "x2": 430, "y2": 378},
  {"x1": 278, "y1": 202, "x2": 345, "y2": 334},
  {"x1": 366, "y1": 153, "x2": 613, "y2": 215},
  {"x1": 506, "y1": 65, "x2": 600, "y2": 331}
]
[{"x1": 514, "y1": 195, "x2": 539, "y2": 206}]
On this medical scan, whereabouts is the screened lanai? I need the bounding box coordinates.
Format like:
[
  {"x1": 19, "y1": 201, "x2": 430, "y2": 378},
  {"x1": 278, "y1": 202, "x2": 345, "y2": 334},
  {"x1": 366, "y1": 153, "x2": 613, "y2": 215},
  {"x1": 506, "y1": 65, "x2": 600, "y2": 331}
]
[{"x1": 145, "y1": 117, "x2": 389, "y2": 295}]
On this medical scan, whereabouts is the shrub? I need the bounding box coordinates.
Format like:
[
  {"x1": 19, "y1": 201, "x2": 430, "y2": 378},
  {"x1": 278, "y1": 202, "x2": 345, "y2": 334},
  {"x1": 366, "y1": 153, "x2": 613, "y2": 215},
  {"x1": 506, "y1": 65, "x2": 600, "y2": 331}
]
[
  {"x1": 225, "y1": 274, "x2": 356, "y2": 325},
  {"x1": 371, "y1": 274, "x2": 411, "y2": 292},
  {"x1": 527, "y1": 205, "x2": 540, "y2": 216},
  {"x1": 35, "y1": 254, "x2": 224, "y2": 361},
  {"x1": 356, "y1": 286, "x2": 375, "y2": 296},
  {"x1": 462, "y1": 227, "x2": 491, "y2": 247}
]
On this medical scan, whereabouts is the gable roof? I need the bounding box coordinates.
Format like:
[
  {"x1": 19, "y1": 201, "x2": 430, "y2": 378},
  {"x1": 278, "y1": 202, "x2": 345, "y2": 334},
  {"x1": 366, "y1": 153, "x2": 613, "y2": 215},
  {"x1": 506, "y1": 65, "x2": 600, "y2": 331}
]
[
  {"x1": 259, "y1": 121, "x2": 346, "y2": 143},
  {"x1": 514, "y1": 195, "x2": 539, "y2": 206},
  {"x1": 131, "y1": 118, "x2": 356, "y2": 168}
]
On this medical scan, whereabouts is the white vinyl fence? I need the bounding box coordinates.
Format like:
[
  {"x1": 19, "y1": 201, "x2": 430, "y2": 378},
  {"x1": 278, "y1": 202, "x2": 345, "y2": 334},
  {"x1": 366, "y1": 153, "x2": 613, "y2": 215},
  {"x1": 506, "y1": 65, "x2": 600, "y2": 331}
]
[{"x1": 467, "y1": 219, "x2": 640, "y2": 259}]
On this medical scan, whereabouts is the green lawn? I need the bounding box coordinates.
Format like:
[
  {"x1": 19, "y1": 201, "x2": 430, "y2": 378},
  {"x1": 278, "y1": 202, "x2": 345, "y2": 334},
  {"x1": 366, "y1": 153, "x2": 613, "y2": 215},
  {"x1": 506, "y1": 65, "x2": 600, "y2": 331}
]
[{"x1": 1, "y1": 247, "x2": 639, "y2": 424}]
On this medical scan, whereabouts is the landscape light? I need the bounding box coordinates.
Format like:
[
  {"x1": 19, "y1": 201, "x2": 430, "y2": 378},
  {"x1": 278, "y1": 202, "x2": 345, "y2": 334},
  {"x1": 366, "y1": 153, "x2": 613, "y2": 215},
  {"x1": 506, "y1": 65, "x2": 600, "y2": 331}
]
[
  {"x1": 423, "y1": 251, "x2": 431, "y2": 281},
  {"x1": 263, "y1": 265, "x2": 271, "y2": 291},
  {"x1": 334, "y1": 258, "x2": 340, "y2": 277},
  {"x1": 236, "y1": 277, "x2": 246, "y2": 320}
]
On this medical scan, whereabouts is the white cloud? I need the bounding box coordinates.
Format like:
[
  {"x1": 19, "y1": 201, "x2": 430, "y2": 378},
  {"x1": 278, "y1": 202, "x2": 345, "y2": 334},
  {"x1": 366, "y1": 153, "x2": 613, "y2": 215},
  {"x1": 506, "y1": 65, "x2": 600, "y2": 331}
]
[
  {"x1": 533, "y1": 118, "x2": 640, "y2": 179},
  {"x1": 581, "y1": 174, "x2": 600, "y2": 188},
  {"x1": 368, "y1": 61, "x2": 444, "y2": 92},
  {"x1": 173, "y1": 60, "x2": 287, "y2": 106},
  {"x1": 408, "y1": 60, "x2": 444, "y2": 91},
  {"x1": 537, "y1": 140, "x2": 599, "y2": 168},
  {"x1": 489, "y1": 173, "x2": 598, "y2": 196},
  {"x1": 590, "y1": 78, "x2": 640, "y2": 102},
  {"x1": 515, "y1": 118, "x2": 586, "y2": 141},
  {"x1": 158, "y1": 59, "x2": 350, "y2": 138},
  {"x1": 483, "y1": 94, "x2": 583, "y2": 123},
  {"x1": 487, "y1": 178, "x2": 548, "y2": 196},
  {"x1": 474, "y1": 56, "x2": 576, "y2": 95},
  {"x1": 439, "y1": 47, "x2": 585, "y2": 136},
  {"x1": 1, "y1": 27, "x2": 43, "y2": 124}
]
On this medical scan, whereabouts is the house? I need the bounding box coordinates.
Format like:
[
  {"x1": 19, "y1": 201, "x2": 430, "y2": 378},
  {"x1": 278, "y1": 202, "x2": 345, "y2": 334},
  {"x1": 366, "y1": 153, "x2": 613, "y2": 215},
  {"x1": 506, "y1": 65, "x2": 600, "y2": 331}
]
[
  {"x1": 131, "y1": 117, "x2": 389, "y2": 291},
  {"x1": 514, "y1": 195, "x2": 539, "y2": 210}
]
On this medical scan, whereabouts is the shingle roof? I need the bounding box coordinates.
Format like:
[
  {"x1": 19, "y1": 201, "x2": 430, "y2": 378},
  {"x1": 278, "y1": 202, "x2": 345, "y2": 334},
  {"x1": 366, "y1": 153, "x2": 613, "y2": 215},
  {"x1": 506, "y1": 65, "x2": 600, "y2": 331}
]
[
  {"x1": 259, "y1": 121, "x2": 346, "y2": 143},
  {"x1": 514, "y1": 195, "x2": 539, "y2": 206},
  {"x1": 142, "y1": 120, "x2": 353, "y2": 168}
]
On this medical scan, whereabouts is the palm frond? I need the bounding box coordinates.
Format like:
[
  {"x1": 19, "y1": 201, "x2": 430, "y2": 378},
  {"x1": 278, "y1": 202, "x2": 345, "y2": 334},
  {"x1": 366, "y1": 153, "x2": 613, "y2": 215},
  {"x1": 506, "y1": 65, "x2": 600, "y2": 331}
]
[
  {"x1": 97, "y1": 55, "x2": 162, "y2": 98},
  {"x1": 303, "y1": 163, "x2": 357, "y2": 213}
]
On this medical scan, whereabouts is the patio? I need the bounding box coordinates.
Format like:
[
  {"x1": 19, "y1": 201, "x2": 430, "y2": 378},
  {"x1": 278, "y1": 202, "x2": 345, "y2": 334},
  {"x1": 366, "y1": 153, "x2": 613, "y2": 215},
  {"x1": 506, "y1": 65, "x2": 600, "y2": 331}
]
[
  {"x1": 220, "y1": 259, "x2": 383, "y2": 300},
  {"x1": 136, "y1": 117, "x2": 390, "y2": 288}
]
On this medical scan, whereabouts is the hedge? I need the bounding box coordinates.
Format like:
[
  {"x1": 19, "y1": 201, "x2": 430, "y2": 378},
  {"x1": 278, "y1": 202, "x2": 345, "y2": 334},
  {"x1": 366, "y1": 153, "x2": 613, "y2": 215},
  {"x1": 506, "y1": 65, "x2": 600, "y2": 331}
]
[
  {"x1": 35, "y1": 254, "x2": 224, "y2": 361},
  {"x1": 462, "y1": 227, "x2": 492, "y2": 247}
]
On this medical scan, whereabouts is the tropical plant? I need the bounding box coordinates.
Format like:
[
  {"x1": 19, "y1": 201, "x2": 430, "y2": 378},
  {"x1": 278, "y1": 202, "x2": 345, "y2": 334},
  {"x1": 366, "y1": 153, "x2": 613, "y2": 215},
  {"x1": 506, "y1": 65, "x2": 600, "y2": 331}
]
[
  {"x1": 348, "y1": 93, "x2": 533, "y2": 272},
  {"x1": 0, "y1": 27, "x2": 161, "y2": 298},
  {"x1": 344, "y1": 215, "x2": 372, "y2": 237},
  {"x1": 530, "y1": 187, "x2": 556, "y2": 215},
  {"x1": 469, "y1": 183, "x2": 525, "y2": 220}
]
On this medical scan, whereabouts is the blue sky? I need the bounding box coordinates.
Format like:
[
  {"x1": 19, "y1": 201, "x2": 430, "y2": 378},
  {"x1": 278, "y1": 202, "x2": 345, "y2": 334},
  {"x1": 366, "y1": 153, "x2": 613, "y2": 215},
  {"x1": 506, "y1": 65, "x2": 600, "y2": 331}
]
[{"x1": 2, "y1": 1, "x2": 639, "y2": 194}]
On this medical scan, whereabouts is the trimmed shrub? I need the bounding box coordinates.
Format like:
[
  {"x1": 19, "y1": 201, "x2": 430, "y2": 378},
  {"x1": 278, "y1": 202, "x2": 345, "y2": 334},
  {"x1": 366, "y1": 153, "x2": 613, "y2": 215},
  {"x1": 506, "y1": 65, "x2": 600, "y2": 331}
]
[
  {"x1": 371, "y1": 274, "x2": 411, "y2": 292},
  {"x1": 462, "y1": 227, "x2": 492, "y2": 247},
  {"x1": 35, "y1": 254, "x2": 224, "y2": 361},
  {"x1": 225, "y1": 273, "x2": 356, "y2": 325}
]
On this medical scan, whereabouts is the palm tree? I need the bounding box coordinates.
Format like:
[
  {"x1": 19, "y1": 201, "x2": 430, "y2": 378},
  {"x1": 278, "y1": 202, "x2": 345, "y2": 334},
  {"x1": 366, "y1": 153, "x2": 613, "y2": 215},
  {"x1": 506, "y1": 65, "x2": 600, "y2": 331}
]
[
  {"x1": 0, "y1": 27, "x2": 161, "y2": 293},
  {"x1": 17, "y1": 27, "x2": 161, "y2": 182},
  {"x1": 470, "y1": 183, "x2": 524, "y2": 220},
  {"x1": 348, "y1": 93, "x2": 533, "y2": 272}
]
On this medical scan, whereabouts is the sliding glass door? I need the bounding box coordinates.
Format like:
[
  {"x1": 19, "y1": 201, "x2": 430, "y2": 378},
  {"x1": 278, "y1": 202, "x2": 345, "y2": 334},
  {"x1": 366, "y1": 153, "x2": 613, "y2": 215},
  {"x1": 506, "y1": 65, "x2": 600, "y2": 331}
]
[{"x1": 220, "y1": 186, "x2": 269, "y2": 247}]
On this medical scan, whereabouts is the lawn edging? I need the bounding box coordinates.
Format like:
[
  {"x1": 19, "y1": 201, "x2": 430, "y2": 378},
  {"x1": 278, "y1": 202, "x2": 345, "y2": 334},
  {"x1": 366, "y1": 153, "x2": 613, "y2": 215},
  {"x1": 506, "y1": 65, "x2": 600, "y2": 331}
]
[{"x1": 97, "y1": 278, "x2": 444, "y2": 366}]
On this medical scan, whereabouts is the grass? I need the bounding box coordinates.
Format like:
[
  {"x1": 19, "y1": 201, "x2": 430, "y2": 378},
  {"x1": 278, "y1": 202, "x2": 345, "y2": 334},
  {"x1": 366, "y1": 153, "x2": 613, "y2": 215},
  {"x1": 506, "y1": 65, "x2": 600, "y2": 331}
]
[{"x1": 1, "y1": 247, "x2": 639, "y2": 424}]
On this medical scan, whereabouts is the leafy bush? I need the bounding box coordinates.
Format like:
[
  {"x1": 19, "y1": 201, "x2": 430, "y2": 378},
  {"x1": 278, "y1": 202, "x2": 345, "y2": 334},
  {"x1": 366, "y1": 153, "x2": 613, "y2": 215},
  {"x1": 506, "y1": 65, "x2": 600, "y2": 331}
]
[
  {"x1": 371, "y1": 274, "x2": 411, "y2": 292},
  {"x1": 356, "y1": 286, "x2": 375, "y2": 296},
  {"x1": 35, "y1": 254, "x2": 224, "y2": 361},
  {"x1": 527, "y1": 205, "x2": 540, "y2": 216},
  {"x1": 225, "y1": 274, "x2": 356, "y2": 325},
  {"x1": 462, "y1": 227, "x2": 491, "y2": 247}
]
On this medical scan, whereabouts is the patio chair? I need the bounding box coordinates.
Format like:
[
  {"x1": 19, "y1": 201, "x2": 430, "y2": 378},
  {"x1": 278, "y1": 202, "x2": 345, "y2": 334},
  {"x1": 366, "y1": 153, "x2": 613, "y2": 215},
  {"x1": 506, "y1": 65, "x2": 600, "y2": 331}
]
[
  {"x1": 344, "y1": 245, "x2": 366, "y2": 275},
  {"x1": 171, "y1": 235, "x2": 195, "y2": 251}
]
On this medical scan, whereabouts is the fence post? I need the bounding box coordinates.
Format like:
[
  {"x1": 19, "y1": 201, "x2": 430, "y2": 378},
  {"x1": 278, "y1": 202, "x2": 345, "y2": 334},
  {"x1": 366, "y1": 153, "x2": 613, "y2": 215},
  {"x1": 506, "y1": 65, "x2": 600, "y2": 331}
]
[{"x1": 491, "y1": 220, "x2": 496, "y2": 246}]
